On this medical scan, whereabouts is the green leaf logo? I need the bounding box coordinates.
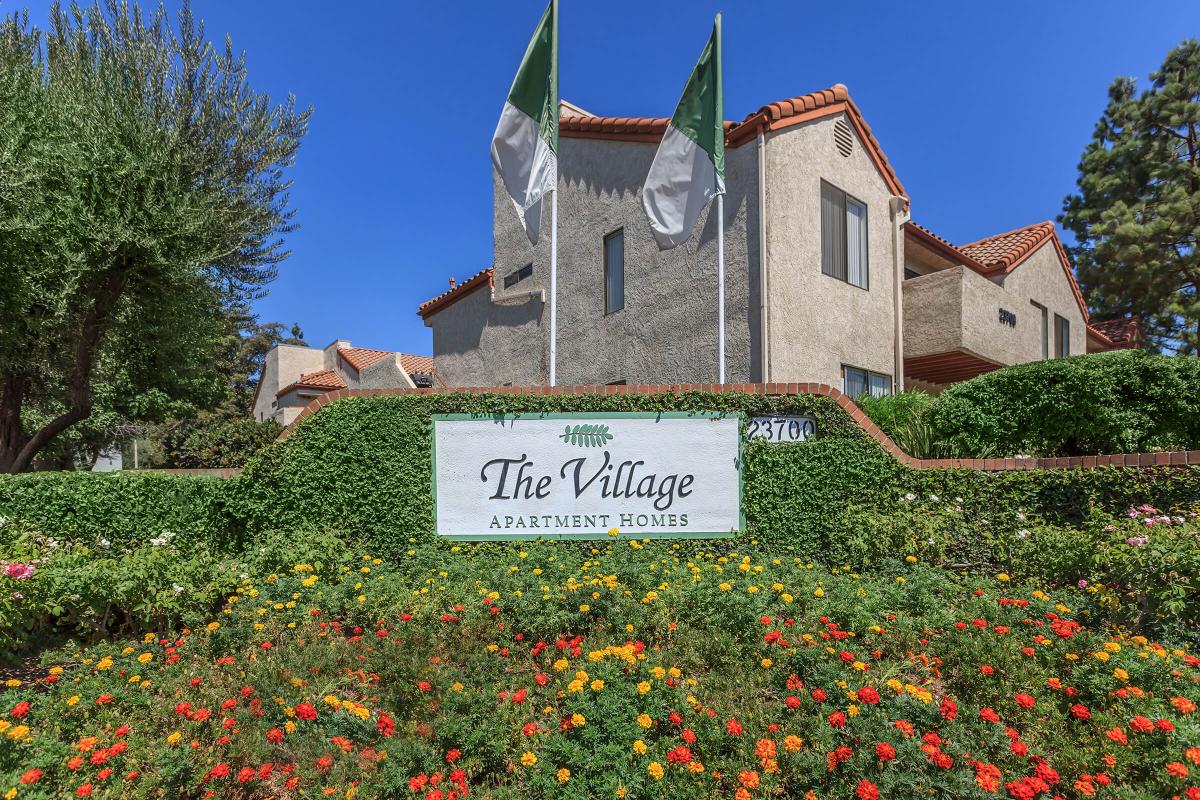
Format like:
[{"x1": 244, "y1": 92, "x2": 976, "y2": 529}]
[{"x1": 559, "y1": 424, "x2": 614, "y2": 448}]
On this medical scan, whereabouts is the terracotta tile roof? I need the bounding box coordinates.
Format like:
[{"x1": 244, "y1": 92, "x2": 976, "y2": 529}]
[
  {"x1": 1088, "y1": 316, "x2": 1142, "y2": 349},
  {"x1": 960, "y1": 221, "x2": 1057, "y2": 272},
  {"x1": 338, "y1": 347, "x2": 393, "y2": 371},
  {"x1": 561, "y1": 84, "x2": 907, "y2": 200},
  {"x1": 277, "y1": 369, "x2": 347, "y2": 397},
  {"x1": 399, "y1": 353, "x2": 435, "y2": 375},
  {"x1": 904, "y1": 222, "x2": 989, "y2": 272},
  {"x1": 417, "y1": 267, "x2": 495, "y2": 319}
]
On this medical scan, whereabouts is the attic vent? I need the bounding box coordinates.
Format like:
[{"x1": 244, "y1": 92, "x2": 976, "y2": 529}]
[{"x1": 833, "y1": 118, "x2": 854, "y2": 158}]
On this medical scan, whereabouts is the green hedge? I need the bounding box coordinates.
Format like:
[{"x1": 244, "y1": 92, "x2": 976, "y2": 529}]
[
  {"x1": 4, "y1": 390, "x2": 1200, "y2": 560},
  {"x1": 926, "y1": 350, "x2": 1200, "y2": 456},
  {"x1": 0, "y1": 472, "x2": 239, "y2": 550}
]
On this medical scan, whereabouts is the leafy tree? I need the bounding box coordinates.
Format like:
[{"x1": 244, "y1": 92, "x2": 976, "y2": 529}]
[
  {"x1": 1060, "y1": 40, "x2": 1200, "y2": 355},
  {"x1": 0, "y1": 1, "x2": 309, "y2": 472}
]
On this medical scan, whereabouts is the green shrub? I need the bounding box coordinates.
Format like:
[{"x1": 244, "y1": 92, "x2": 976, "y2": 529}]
[
  {"x1": 158, "y1": 415, "x2": 282, "y2": 468},
  {"x1": 0, "y1": 471, "x2": 239, "y2": 550},
  {"x1": 855, "y1": 391, "x2": 948, "y2": 458},
  {"x1": 926, "y1": 350, "x2": 1200, "y2": 457}
]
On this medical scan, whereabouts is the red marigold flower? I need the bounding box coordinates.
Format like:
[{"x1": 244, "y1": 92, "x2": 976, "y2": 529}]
[
  {"x1": 669, "y1": 711, "x2": 683, "y2": 726},
  {"x1": 20, "y1": 769, "x2": 42, "y2": 784},
  {"x1": 980, "y1": 665, "x2": 995, "y2": 676},
  {"x1": 1014, "y1": 693, "x2": 1036, "y2": 709},
  {"x1": 1187, "y1": 746, "x2": 1200, "y2": 765},
  {"x1": 1166, "y1": 762, "x2": 1189, "y2": 779},
  {"x1": 1010, "y1": 740, "x2": 1028, "y2": 758},
  {"x1": 667, "y1": 745, "x2": 693, "y2": 765},
  {"x1": 208, "y1": 764, "x2": 230, "y2": 781},
  {"x1": 1105, "y1": 727, "x2": 1128, "y2": 745},
  {"x1": 67, "y1": 756, "x2": 84, "y2": 771},
  {"x1": 856, "y1": 779, "x2": 880, "y2": 800},
  {"x1": 11, "y1": 701, "x2": 31, "y2": 718},
  {"x1": 811, "y1": 689, "x2": 827, "y2": 702},
  {"x1": 221, "y1": 698, "x2": 237, "y2": 710},
  {"x1": 76, "y1": 784, "x2": 93, "y2": 797},
  {"x1": 266, "y1": 728, "x2": 284, "y2": 744},
  {"x1": 726, "y1": 719, "x2": 743, "y2": 736},
  {"x1": 893, "y1": 720, "x2": 914, "y2": 738},
  {"x1": 237, "y1": 767, "x2": 255, "y2": 784},
  {"x1": 858, "y1": 686, "x2": 880, "y2": 705},
  {"x1": 446, "y1": 749, "x2": 461, "y2": 763},
  {"x1": 294, "y1": 703, "x2": 318, "y2": 721},
  {"x1": 1156, "y1": 718, "x2": 1175, "y2": 733},
  {"x1": 875, "y1": 742, "x2": 896, "y2": 761},
  {"x1": 377, "y1": 713, "x2": 396, "y2": 737},
  {"x1": 1069, "y1": 704, "x2": 1091, "y2": 720},
  {"x1": 1129, "y1": 716, "x2": 1154, "y2": 734},
  {"x1": 534, "y1": 673, "x2": 549, "y2": 686},
  {"x1": 828, "y1": 711, "x2": 847, "y2": 728},
  {"x1": 96, "y1": 694, "x2": 114, "y2": 705},
  {"x1": 314, "y1": 754, "x2": 334, "y2": 771},
  {"x1": 785, "y1": 695, "x2": 800, "y2": 709},
  {"x1": 980, "y1": 707, "x2": 1001, "y2": 724},
  {"x1": 681, "y1": 728, "x2": 697, "y2": 744},
  {"x1": 940, "y1": 698, "x2": 958, "y2": 720}
]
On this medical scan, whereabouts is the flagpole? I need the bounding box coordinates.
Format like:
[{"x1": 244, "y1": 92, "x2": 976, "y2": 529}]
[
  {"x1": 549, "y1": 187, "x2": 558, "y2": 386},
  {"x1": 717, "y1": 194, "x2": 725, "y2": 384}
]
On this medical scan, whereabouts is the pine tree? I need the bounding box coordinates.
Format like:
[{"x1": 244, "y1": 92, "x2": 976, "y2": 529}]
[{"x1": 1060, "y1": 40, "x2": 1200, "y2": 355}]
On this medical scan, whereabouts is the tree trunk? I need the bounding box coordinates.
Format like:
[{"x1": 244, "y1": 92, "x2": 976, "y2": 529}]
[{"x1": 0, "y1": 259, "x2": 131, "y2": 473}]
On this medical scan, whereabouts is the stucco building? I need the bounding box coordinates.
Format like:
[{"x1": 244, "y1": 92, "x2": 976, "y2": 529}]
[
  {"x1": 253, "y1": 340, "x2": 434, "y2": 425},
  {"x1": 419, "y1": 85, "x2": 1138, "y2": 395}
]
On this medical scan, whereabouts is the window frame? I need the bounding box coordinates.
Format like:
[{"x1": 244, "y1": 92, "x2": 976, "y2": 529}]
[
  {"x1": 842, "y1": 364, "x2": 892, "y2": 398},
  {"x1": 1031, "y1": 301, "x2": 1049, "y2": 360},
  {"x1": 603, "y1": 227, "x2": 625, "y2": 315},
  {"x1": 1054, "y1": 313, "x2": 1070, "y2": 358},
  {"x1": 821, "y1": 180, "x2": 869, "y2": 290},
  {"x1": 503, "y1": 263, "x2": 533, "y2": 289}
]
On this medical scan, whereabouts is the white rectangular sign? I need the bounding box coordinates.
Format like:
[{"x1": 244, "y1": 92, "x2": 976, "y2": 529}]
[{"x1": 432, "y1": 413, "x2": 742, "y2": 539}]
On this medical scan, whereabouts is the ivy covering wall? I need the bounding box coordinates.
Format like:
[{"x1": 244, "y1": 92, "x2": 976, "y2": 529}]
[{"x1": 2, "y1": 391, "x2": 1199, "y2": 559}]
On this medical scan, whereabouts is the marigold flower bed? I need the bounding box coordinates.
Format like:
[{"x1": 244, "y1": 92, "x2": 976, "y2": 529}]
[{"x1": 1, "y1": 541, "x2": 1198, "y2": 799}]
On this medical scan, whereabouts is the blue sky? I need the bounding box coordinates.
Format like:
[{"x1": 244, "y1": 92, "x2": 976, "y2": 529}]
[{"x1": 22, "y1": 0, "x2": 1200, "y2": 355}]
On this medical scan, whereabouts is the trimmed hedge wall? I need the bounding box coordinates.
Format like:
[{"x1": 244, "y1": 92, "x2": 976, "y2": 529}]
[
  {"x1": 3, "y1": 390, "x2": 1200, "y2": 559},
  {"x1": 0, "y1": 471, "x2": 238, "y2": 549}
]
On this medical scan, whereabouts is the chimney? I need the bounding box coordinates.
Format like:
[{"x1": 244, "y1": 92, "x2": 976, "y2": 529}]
[{"x1": 449, "y1": 277, "x2": 457, "y2": 290}]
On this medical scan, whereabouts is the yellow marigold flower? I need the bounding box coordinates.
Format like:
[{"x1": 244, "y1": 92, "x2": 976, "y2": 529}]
[
  {"x1": 570, "y1": 713, "x2": 586, "y2": 727},
  {"x1": 1104, "y1": 642, "x2": 1121, "y2": 653},
  {"x1": 166, "y1": 731, "x2": 182, "y2": 745},
  {"x1": 7, "y1": 725, "x2": 29, "y2": 741},
  {"x1": 637, "y1": 681, "x2": 651, "y2": 695},
  {"x1": 66, "y1": 696, "x2": 80, "y2": 706},
  {"x1": 719, "y1": 582, "x2": 732, "y2": 592},
  {"x1": 1065, "y1": 653, "x2": 1079, "y2": 661},
  {"x1": 284, "y1": 721, "x2": 297, "y2": 733},
  {"x1": 579, "y1": 604, "x2": 590, "y2": 613},
  {"x1": 1093, "y1": 651, "x2": 1110, "y2": 662},
  {"x1": 608, "y1": 528, "x2": 620, "y2": 536},
  {"x1": 520, "y1": 752, "x2": 538, "y2": 767},
  {"x1": 667, "y1": 667, "x2": 681, "y2": 678},
  {"x1": 852, "y1": 661, "x2": 867, "y2": 671},
  {"x1": 781, "y1": 593, "x2": 794, "y2": 603},
  {"x1": 847, "y1": 705, "x2": 859, "y2": 717},
  {"x1": 687, "y1": 761, "x2": 705, "y2": 774},
  {"x1": 48, "y1": 667, "x2": 63, "y2": 675},
  {"x1": 553, "y1": 659, "x2": 570, "y2": 672},
  {"x1": 813, "y1": 588, "x2": 825, "y2": 598},
  {"x1": 452, "y1": 682, "x2": 464, "y2": 692},
  {"x1": 6, "y1": 787, "x2": 16, "y2": 800},
  {"x1": 761, "y1": 658, "x2": 773, "y2": 669},
  {"x1": 206, "y1": 622, "x2": 220, "y2": 632},
  {"x1": 567, "y1": 680, "x2": 584, "y2": 693},
  {"x1": 137, "y1": 653, "x2": 153, "y2": 664},
  {"x1": 784, "y1": 734, "x2": 804, "y2": 752},
  {"x1": 95, "y1": 658, "x2": 113, "y2": 671},
  {"x1": 633, "y1": 739, "x2": 648, "y2": 754},
  {"x1": 617, "y1": 787, "x2": 628, "y2": 798},
  {"x1": 1113, "y1": 668, "x2": 1129, "y2": 681},
  {"x1": 590, "y1": 679, "x2": 605, "y2": 692},
  {"x1": 637, "y1": 713, "x2": 653, "y2": 729},
  {"x1": 556, "y1": 768, "x2": 571, "y2": 784},
  {"x1": 647, "y1": 761, "x2": 665, "y2": 781}
]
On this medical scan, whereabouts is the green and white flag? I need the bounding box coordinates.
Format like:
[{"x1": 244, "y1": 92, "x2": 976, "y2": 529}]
[
  {"x1": 642, "y1": 15, "x2": 724, "y2": 250},
  {"x1": 491, "y1": 0, "x2": 558, "y2": 244}
]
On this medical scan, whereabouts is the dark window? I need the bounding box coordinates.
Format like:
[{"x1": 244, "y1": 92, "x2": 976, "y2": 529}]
[
  {"x1": 1054, "y1": 314, "x2": 1070, "y2": 358},
  {"x1": 504, "y1": 263, "x2": 533, "y2": 289},
  {"x1": 1031, "y1": 301, "x2": 1049, "y2": 359},
  {"x1": 604, "y1": 228, "x2": 625, "y2": 313},
  {"x1": 606, "y1": 379, "x2": 626, "y2": 386},
  {"x1": 843, "y1": 365, "x2": 892, "y2": 398},
  {"x1": 821, "y1": 181, "x2": 869, "y2": 289}
]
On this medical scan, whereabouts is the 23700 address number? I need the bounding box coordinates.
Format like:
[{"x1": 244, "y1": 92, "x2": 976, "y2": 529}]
[{"x1": 746, "y1": 416, "x2": 817, "y2": 442}]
